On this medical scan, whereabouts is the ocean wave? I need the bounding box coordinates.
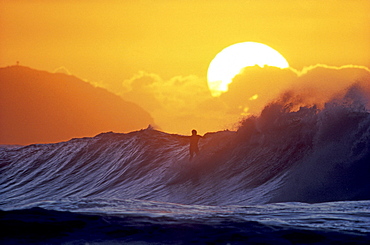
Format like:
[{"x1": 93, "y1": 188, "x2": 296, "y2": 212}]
[{"x1": 1, "y1": 84, "x2": 370, "y2": 208}]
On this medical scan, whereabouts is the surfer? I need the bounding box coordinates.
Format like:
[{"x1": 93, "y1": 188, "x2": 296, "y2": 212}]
[{"x1": 189, "y1": 129, "x2": 203, "y2": 160}]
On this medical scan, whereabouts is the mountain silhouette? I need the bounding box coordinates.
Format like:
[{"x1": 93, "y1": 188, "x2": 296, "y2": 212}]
[{"x1": 0, "y1": 66, "x2": 154, "y2": 145}]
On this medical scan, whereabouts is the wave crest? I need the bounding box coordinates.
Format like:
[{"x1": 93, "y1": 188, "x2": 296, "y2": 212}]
[{"x1": 1, "y1": 84, "x2": 370, "y2": 207}]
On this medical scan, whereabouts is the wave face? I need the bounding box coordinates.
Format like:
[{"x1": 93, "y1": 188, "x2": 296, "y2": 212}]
[{"x1": 1, "y1": 85, "x2": 370, "y2": 208}]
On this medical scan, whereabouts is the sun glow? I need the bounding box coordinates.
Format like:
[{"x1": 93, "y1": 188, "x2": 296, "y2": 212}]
[{"x1": 207, "y1": 42, "x2": 289, "y2": 97}]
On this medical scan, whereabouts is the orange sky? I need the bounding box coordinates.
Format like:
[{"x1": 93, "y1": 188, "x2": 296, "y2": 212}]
[{"x1": 1, "y1": 0, "x2": 370, "y2": 136}]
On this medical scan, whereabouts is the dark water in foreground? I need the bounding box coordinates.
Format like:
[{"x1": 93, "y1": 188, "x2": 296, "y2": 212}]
[
  {"x1": 1, "y1": 85, "x2": 370, "y2": 244},
  {"x1": 2, "y1": 201, "x2": 370, "y2": 244}
]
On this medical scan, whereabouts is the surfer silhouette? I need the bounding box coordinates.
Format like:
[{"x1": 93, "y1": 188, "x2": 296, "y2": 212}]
[{"x1": 189, "y1": 129, "x2": 203, "y2": 160}]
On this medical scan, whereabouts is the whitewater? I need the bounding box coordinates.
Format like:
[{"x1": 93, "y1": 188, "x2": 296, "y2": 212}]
[{"x1": 1, "y1": 84, "x2": 370, "y2": 244}]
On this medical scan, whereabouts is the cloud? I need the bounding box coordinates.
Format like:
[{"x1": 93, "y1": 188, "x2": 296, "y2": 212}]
[
  {"x1": 221, "y1": 66, "x2": 297, "y2": 115},
  {"x1": 121, "y1": 71, "x2": 241, "y2": 134},
  {"x1": 120, "y1": 65, "x2": 370, "y2": 134},
  {"x1": 122, "y1": 71, "x2": 210, "y2": 113},
  {"x1": 290, "y1": 64, "x2": 370, "y2": 77},
  {"x1": 121, "y1": 71, "x2": 163, "y2": 111},
  {"x1": 221, "y1": 65, "x2": 370, "y2": 116}
]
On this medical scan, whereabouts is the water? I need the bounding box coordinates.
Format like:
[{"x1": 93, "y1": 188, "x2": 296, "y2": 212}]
[{"x1": 1, "y1": 84, "x2": 370, "y2": 244}]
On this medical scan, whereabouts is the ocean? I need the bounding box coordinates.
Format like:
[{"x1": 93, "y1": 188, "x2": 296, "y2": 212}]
[{"x1": 1, "y1": 84, "x2": 370, "y2": 244}]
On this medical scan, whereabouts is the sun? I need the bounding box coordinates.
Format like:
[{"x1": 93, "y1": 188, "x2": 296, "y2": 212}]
[{"x1": 207, "y1": 42, "x2": 289, "y2": 97}]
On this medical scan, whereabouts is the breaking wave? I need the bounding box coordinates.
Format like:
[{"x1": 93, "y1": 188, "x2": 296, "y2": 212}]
[{"x1": 1, "y1": 84, "x2": 370, "y2": 208}]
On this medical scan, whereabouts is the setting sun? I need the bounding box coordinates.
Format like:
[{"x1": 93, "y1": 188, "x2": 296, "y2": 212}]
[{"x1": 207, "y1": 42, "x2": 289, "y2": 97}]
